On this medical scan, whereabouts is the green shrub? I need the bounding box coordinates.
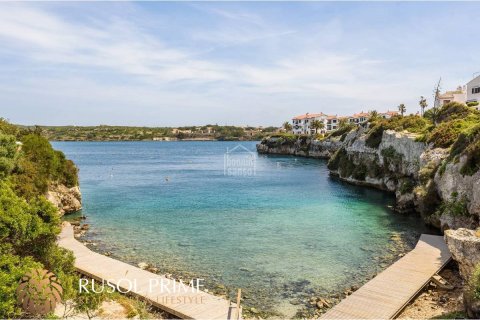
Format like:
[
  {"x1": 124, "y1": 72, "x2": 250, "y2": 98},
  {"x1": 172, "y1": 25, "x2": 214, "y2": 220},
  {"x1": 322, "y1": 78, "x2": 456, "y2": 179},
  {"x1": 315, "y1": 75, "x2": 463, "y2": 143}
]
[
  {"x1": 327, "y1": 124, "x2": 356, "y2": 138},
  {"x1": 437, "y1": 193, "x2": 469, "y2": 217},
  {"x1": 0, "y1": 134, "x2": 17, "y2": 179},
  {"x1": 468, "y1": 263, "x2": 480, "y2": 300},
  {"x1": 352, "y1": 163, "x2": 367, "y2": 181},
  {"x1": 436, "y1": 102, "x2": 479, "y2": 123},
  {"x1": 0, "y1": 253, "x2": 42, "y2": 318},
  {"x1": 0, "y1": 118, "x2": 19, "y2": 137},
  {"x1": 399, "y1": 179, "x2": 415, "y2": 194},
  {"x1": 461, "y1": 138, "x2": 480, "y2": 176},
  {"x1": 381, "y1": 146, "x2": 403, "y2": 166},
  {"x1": 11, "y1": 134, "x2": 78, "y2": 198},
  {"x1": 427, "y1": 118, "x2": 478, "y2": 148}
]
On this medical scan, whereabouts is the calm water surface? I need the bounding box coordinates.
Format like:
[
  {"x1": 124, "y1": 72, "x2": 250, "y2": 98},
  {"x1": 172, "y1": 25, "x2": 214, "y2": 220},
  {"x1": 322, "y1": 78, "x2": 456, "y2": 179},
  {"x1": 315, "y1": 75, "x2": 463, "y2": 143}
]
[{"x1": 53, "y1": 141, "x2": 430, "y2": 316}]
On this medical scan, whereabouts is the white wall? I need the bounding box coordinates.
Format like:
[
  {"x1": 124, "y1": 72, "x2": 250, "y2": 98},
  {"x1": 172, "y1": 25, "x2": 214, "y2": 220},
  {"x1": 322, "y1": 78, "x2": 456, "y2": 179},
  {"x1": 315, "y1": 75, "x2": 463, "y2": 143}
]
[{"x1": 467, "y1": 75, "x2": 480, "y2": 102}]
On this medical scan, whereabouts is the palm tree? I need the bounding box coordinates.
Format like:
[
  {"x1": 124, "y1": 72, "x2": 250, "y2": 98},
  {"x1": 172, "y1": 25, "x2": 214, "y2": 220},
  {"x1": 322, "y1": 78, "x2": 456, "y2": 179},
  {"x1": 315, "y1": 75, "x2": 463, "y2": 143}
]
[
  {"x1": 398, "y1": 104, "x2": 406, "y2": 117},
  {"x1": 283, "y1": 121, "x2": 292, "y2": 132},
  {"x1": 338, "y1": 118, "x2": 348, "y2": 129},
  {"x1": 419, "y1": 96, "x2": 428, "y2": 116},
  {"x1": 310, "y1": 120, "x2": 324, "y2": 134},
  {"x1": 369, "y1": 110, "x2": 379, "y2": 121},
  {"x1": 424, "y1": 106, "x2": 440, "y2": 127}
]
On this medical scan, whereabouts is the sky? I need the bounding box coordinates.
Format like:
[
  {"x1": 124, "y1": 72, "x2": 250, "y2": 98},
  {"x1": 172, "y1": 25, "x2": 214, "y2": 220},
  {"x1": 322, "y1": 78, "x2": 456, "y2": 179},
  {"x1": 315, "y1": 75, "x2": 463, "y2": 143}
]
[{"x1": 0, "y1": 1, "x2": 479, "y2": 127}]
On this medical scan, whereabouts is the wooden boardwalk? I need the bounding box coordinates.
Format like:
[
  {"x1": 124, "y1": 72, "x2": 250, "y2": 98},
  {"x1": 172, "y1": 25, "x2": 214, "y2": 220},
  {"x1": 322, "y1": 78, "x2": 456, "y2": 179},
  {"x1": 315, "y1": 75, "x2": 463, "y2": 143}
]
[
  {"x1": 321, "y1": 234, "x2": 451, "y2": 319},
  {"x1": 58, "y1": 223, "x2": 241, "y2": 319}
]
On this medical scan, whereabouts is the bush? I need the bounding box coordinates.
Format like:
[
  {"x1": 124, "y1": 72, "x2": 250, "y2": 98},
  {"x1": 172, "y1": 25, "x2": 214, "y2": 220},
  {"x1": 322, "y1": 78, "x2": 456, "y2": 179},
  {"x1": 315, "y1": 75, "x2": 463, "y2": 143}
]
[
  {"x1": 327, "y1": 124, "x2": 356, "y2": 138},
  {"x1": 436, "y1": 102, "x2": 479, "y2": 124},
  {"x1": 437, "y1": 192, "x2": 469, "y2": 217},
  {"x1": 352, "y1": 163, "x2": 367, "y2": 181},
  {"x1": 399, "y1": 179, "x2": 415, "y2": 194},
  {"x1": 0, "y1": 134, "x2": 17, "y2": 179},
  {"x1": 461, "y1": 138, "x2": 480, "y2": 176},
  {"x1": 0, "y1": 253, "x2": 42, "y2": 318},
  {"x1": 427, "y1": 114, "x2": 479, "y2": 148},
  {"x1": 12, "y1": 134, "x2": 78, "y2": 198}
]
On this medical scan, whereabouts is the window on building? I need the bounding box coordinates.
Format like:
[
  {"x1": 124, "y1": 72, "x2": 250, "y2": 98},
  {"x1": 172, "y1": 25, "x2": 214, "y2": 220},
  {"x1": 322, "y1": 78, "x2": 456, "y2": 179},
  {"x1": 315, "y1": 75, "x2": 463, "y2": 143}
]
[{"x1": 473, "y1": 87, "x2": 480, "y2": 94}]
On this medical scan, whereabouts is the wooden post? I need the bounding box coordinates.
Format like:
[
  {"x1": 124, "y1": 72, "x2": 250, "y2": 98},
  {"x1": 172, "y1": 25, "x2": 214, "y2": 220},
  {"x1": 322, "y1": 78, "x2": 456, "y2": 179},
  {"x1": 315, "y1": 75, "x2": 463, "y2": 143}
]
[{"x1": 235, "y1": 288, "x2": 241, "y2": 320}]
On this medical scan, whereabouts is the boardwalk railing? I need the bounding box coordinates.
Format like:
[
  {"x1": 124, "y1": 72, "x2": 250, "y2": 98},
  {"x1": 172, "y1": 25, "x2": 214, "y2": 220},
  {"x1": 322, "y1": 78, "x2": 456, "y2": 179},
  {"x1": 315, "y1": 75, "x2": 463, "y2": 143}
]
[
  {"x1": 321, "y1": 234, "x2": 451, "y2": 319},
  {"x1": 58, "y1": 222, "x2": 241, "y2": 320}
]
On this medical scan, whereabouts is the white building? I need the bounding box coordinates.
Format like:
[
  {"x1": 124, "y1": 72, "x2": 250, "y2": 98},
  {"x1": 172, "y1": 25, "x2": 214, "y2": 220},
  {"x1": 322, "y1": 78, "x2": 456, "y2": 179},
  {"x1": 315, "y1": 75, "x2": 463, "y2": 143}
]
[
  {"x1": 466, "y1": 75, "x2": 480, "y2": 106},
  {"x1": 437, "y1": 86, "x2": 467, "y2": 106},
  {"x1": 291, "y1": 110, "x2": 398, "y2": 134},
  {"x1": 292, "y1": 113, "x2": 328, "y2": 135}
]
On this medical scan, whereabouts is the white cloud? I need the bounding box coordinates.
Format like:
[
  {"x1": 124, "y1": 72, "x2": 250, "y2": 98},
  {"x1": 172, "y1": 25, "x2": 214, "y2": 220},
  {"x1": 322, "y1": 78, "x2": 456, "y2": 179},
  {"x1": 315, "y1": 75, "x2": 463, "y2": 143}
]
[{"x1": 0, "y1": 2, "x2": 477, "y2": 126}]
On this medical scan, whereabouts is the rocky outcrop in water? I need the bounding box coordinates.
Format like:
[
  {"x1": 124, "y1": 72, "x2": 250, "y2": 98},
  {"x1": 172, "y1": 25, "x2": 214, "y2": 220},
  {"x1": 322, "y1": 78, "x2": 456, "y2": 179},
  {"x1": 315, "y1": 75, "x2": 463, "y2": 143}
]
[
  {"x1": 256, "y1": 136, "x2": 342, "y2": 159},
  {"x1": 47, "y1": 184, "x2": 82, "y2": 215}
]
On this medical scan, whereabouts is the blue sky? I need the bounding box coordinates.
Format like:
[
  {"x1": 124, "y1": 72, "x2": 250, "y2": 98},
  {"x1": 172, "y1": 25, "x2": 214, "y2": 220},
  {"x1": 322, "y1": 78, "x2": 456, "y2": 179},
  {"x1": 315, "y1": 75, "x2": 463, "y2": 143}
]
[{"x1": 0, "y1": 1, "x2": 479, "y2": 126}]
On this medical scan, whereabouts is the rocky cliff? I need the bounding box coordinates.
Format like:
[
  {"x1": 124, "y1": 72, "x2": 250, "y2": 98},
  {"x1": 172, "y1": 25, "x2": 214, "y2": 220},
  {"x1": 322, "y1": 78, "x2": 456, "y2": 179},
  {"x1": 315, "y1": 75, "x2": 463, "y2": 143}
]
[
  {"x1": 47, "y1": 183, "x2": 82, "y2": 215},
  {"x1": 257, "y1": 122, "x2": 479, "y2": 229}
]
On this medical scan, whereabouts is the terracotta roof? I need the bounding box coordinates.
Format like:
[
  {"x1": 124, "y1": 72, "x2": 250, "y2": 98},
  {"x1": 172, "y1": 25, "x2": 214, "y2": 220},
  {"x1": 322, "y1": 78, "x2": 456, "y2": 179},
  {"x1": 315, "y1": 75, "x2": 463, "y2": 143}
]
[
  {"x1": 292, "y1": 113, "x2": 326, "y2": 120},
  {"x1": 352, "y1": 112, "x2": 369, "y2": 118}
]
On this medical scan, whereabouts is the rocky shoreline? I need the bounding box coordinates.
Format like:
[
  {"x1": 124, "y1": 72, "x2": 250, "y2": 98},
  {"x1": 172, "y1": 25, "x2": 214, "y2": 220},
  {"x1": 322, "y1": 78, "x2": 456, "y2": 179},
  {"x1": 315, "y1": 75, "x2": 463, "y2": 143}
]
[{"x1": 47, "y1": 183, "x2": 82, "y2": 215}]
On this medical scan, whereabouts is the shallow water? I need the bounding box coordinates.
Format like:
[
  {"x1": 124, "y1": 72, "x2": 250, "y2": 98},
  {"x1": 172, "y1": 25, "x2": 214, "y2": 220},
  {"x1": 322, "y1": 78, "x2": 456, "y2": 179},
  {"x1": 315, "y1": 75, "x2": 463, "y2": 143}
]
[{"x1": 54, "y1": 141, "x2": 431, "y2": 316}]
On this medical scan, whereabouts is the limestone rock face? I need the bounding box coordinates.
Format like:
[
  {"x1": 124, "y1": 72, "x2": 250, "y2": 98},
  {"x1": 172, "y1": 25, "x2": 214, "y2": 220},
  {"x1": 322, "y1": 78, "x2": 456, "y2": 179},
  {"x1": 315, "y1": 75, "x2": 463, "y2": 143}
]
[
  {"x1": 435, "y1": 155, "x2": 480, "y2": 220},
  {"x1": 444, "y1": 228, "x2": 480, "y2": 278},
  {"x1": 47, "y1": 184, "x2": 82, "y2": 215},
  {"x1": 256, "y1": 137, "x2": 342, "y2": 159},
  {"x1": 377, "y1": 130, "x2": 425, "y2": 178}
]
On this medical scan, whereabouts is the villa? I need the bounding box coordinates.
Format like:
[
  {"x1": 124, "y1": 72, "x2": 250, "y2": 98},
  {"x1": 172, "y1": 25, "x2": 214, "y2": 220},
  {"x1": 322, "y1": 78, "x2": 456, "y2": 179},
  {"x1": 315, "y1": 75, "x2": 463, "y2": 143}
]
[{"x1": 291, "y1": 110, "x2": 398, "y2": 134}]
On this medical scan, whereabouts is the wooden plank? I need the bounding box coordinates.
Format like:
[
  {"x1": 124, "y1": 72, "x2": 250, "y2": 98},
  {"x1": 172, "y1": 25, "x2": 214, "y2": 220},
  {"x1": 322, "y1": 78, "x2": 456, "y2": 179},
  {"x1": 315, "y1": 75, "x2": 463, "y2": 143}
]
[
  {"x1": 58, "y1": 223, "x2": 241, "y2": 320},
  {"x1": 321, "y1": 234, "x2": 451, "y2": 319}
]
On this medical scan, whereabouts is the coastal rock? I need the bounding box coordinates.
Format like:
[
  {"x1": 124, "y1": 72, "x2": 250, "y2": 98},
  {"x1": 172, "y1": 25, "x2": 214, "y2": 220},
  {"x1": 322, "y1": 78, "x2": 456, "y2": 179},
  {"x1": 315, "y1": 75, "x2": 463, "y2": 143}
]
[
  {"x1": 444, "y1": 228, "x2": 480, "y2": 278},
  {"x1": 138, "y1": 262, "x2": 149, "y2": 270},
  {"x1": 435, "y1": 155, "x2": 480, "y2": 223},
  {"x1": 47, "y1": 184, "x2": 82, "y2": 215},
  {"x1": 256, "y1": 136, "x2": 342, "y2": 159}
]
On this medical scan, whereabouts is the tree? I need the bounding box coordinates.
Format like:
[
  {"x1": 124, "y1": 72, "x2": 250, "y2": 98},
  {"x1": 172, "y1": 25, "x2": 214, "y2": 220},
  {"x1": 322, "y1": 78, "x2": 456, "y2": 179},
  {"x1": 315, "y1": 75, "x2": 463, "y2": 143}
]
[
  {"x1": 310, "y1": 120, "x2": 324, "y2": 134},
  {"x1": 283, "y1": 121, "x2": 292, "y2": 132},
  {"x1": 398, "y1": 104, "x2": 406, "y2": 117},
  {"x1": 369, "y1": 110, "x2": 379, "y2": 121},
  {"x1": 433, "y1": 78, "x2": 442, "y2": 108},
  {"x1": 419, "y1": 96, "x2": 428, "y2": 116},
  {"x1": 338, "y1": 118, "x2": 348, "y2": 129},
  {"x1": 424, "y1": 106, "x2": 440, "y2": 127}
]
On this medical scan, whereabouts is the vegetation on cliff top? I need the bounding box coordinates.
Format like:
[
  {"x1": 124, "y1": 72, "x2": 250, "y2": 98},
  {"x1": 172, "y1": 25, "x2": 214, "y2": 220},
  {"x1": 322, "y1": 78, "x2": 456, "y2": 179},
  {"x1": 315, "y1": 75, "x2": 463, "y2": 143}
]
[{"x1": 33, "y1": 124, "x2": 276, "y2": 141}]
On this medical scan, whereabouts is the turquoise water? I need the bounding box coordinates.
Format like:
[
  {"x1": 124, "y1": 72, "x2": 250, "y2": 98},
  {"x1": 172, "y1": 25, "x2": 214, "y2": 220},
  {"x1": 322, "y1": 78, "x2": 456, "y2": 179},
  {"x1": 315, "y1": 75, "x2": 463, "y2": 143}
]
[{"x1": 53, "y1": 141, "x2": 431, "y2": 315}]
